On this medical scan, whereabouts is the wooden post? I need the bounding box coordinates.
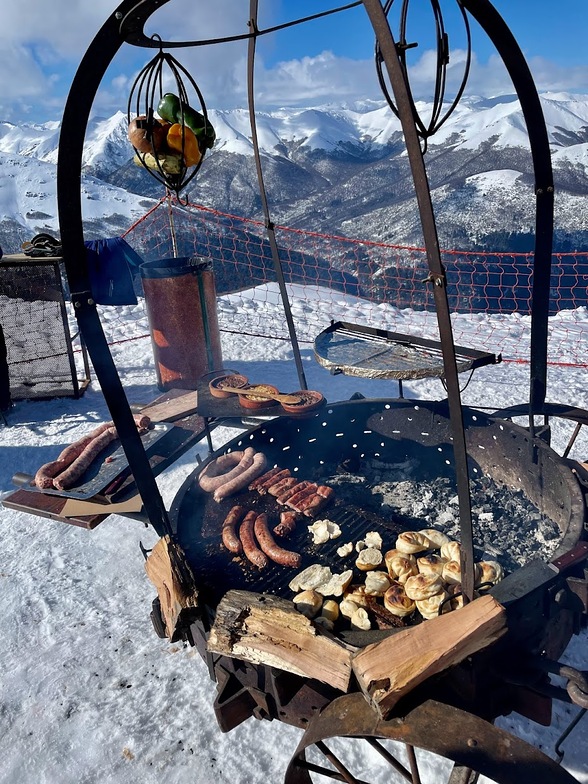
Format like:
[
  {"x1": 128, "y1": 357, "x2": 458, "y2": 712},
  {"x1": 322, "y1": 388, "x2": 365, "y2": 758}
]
[
  {"x1": 145, "y1": 535, "x2": 200, "y2": 640},
  {"x1": 207, "y1": 590, "x2": 355, "y2": 693},
  {"x1": 352, "y1": 595, "x2": 507, "y2": 719}
]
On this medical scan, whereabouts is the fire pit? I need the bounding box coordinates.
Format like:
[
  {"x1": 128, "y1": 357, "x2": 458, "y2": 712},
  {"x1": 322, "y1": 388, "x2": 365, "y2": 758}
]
[
  {"x1": 166, "y1": 398, "x2": 587, "y2": 783},
  {"x1": 174, "y1": 399, "x2": 584, "y2": 608}
]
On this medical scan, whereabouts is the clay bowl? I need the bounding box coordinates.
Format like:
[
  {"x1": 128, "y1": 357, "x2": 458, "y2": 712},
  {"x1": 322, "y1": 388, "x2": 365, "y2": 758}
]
[
  {"x1": 280, "y1": 390, "x2": 325, "y2": 415},
  {"x1": 209, "y1": 373, "x2": 249, "y2": 399},
  {"x1": 238, "y1": 384, "x2": 281, "y2": 410}
]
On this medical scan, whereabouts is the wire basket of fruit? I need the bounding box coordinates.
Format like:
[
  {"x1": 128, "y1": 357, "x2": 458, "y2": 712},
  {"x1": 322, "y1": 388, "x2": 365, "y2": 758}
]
[{"x1": 127, "y1": 43, "x2": 216, "y2": 194}]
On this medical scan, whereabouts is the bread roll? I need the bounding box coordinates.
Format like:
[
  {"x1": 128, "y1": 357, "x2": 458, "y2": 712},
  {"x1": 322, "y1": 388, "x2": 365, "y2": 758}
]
[
  {"x1": 443, "y1": 560, "x2": 481, "y2": 586},
  {"x1": 417, "y1": 553, "x2": 447, "y2": 576},
  {"x1": 396, "y1": 531, "x2": 433, "y2": 554},
  {"x1": 293, "y1": 589, "x2": 322, "y2": 618},
  {"x1": 383, "y1": 581, "x2": 416, "y2": 618},
  {"x1": 344, "y1": 584, "x2": 369, "y2": 608},
  {"x1": 315, "y1": 569, "x2": 353, "y2": 597},
  {"x1": 416, "y1": 590, "x2": 449, "y2": 620},
  {"x1": 419, "y1": 528, "x2": 451, "y2": 549},
  {"x1": 340, "y1": 598, "x2": 360, "y2": 619},
  {"x1": 356, "y1": 547, "x2": 383, "y2": 571},
  {"x1": 404, "y1": 572, "x2": 444, "y2": 601},
  {"x1": 320, "y1": 599, "x2": 340, "y2": 623},
  {"x1": 442, "y1": 560, "x2": 462, "y2": 585},
  {"x1": 440, "y1": 540, "x2": 461, "y2": 562},
  {"x1": 350, "y1": 607, "x2": 371, "y2": 631},
  {"x1": 386, "y1": 553, "x2": 418, "y2": 584},
  {"x1": 364, "y1": 570, "x2": 391, "y2": 596},
  {"x1": 476, "y1": 560, "x2": 504, "y2": 586}
]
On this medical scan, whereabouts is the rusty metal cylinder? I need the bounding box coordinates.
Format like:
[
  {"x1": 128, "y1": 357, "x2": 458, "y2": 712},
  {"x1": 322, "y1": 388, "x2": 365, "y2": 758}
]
[{"x1": 140, "y1": 257, "x2": 223, "y2": 391}]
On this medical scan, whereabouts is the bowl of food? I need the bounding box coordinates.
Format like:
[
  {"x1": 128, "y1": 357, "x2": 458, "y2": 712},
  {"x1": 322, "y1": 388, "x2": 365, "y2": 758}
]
[
  {"x1": 238, "y1": 384, "x2": 281, "y2": 410},
  {"x1": 208, "y1": 373, "x2": 249, "y2": 399},
  {"x1": 280, "y1": 389, "x2": 325, "y2": 415}
]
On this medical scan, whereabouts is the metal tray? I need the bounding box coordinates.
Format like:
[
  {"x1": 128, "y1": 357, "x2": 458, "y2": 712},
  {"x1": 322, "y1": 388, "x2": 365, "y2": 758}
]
[
  {"x1": 314, "y1": 321, "x2": 499, "y2": 380},
  {"x1": 23, "y1": 422, "x2": 173, "y2": 500}
]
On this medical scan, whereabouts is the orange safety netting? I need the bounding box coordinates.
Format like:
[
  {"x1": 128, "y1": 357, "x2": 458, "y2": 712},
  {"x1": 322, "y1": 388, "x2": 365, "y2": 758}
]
[{"x1": 121, "y1": 196, "x2": 588, "y2": 368}]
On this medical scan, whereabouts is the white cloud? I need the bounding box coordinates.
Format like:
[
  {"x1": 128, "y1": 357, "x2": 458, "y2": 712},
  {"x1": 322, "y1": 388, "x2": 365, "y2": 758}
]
[{"x1": 0, "y1": 0, "x2": 585, "y2": 124}]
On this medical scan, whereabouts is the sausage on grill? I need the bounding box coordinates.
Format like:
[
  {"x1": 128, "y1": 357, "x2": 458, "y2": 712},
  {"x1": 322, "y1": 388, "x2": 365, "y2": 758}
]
[
  {"x1": 239, "y1": 511, "x2": 268, "y2": 569},
  {"x1": 222, "y1": 505, "x2": 246, "y2": 554},
  {"x1": 198, "y1": 448, "x2": 256, "y2": 493},
  {"x1": 254, "y1": 513, "x2": 301, "y2": 568},
  {"x1": 213, "y1": 451, "x2": 268, "y2": 502},
  {"x1": 273, "y1": 510, "x2": 299, "y2": 537}
]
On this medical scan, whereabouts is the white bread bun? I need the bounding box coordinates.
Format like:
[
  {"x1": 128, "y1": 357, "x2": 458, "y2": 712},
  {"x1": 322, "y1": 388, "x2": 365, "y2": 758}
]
[
  {"x1": 476, "y1": 560, "x2": 504, "y2": 586},
  {"x1": 440, "y1": 540, "x2": 461, "y2": 562},
  {"x1": 344, "y1": 584, "x2": 369, "y2": 608},
  {"x1": 383, "y1": 581, "x2": 416, "y2": 618},
  {"x1": 350, "y1": 607, "x2": 371, "y2": 631},
  {"x1": 416, "y1": 590, "x2": 449, "y2": 620},
  {"x1": 386, "y1": 553, "x2": 418, "y2": 584},
  {"x1": 417, "y1": 553, "x2": 447, "y2": 576},
  {"x1": 339, "y1": 598, "x2": 360, "y2": 619},
  {"x1": 396, "y1": 531, "x2": 433, "y2": 554},
  {"x1": 404, "y1": 572, "x2": 444, "y2": 601},
  {"x1": 443, "y1": 560, "x2": 482, "y2": 586},
  {"x1": 289, "y1": 564, "x2": 332, "y2": 593},
  {"x1": 442, "y1": 560, "x2": 462, "y2": 585},
  {"x1": 320, "y1": 599, "x2": 340, "y2": 623},
  {"x1": 356, "y1": 547, "x2": 383, "y2": 571},
  {"x1": 419, "y1": 528, "x2": 451, "y2": 549},
  {"x1": 364, "y1": 570, "x2": 391, "y2": 596},
  {"x1": 293, "y1": 589, "x2": 323, "y2": 618},
  {"x1": 315, "y1": 569, "x2": 353, "y2": 597}
]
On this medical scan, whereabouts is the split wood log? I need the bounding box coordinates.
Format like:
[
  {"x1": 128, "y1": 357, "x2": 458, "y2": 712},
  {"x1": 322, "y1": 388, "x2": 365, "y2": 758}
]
[
  {"x1": 207, "y1": 590, "x2": 354, "y2": 693},
  {"x1": 145, "y1": 535, "x2": 200, "y2": 640},
  {"x1": 352, "y1": 594, "x2": 507, "y2": 719}
]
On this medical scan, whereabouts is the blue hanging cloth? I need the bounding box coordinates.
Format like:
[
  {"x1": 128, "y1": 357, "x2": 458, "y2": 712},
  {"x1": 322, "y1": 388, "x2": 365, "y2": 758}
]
[{"x1": 84, "y1": 237, "x2": 143, "y2": 305}]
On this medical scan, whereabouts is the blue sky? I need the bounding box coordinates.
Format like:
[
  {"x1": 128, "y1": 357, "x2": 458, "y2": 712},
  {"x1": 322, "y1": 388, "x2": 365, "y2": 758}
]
[{"x1": 1, "y1": 0, "x2": 587, "y2": 124}]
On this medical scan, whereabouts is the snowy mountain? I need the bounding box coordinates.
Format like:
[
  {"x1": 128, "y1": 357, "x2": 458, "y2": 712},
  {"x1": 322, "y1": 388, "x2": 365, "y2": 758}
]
[{"x1": 1, "y1": 92, "x2": 588, "y2": 254}]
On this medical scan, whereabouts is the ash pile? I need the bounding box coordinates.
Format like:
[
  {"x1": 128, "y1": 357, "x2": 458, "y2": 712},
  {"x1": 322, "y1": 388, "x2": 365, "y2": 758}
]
[{"x1": 327, "y1": 456, "x2": 561, "y2": 574}]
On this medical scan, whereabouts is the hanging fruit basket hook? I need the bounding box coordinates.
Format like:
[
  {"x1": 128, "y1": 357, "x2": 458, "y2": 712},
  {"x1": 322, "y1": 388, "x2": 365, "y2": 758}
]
[
  {"x1": 126, "y1": 34, "x2": 216, "y2": 196},
  {"x1": 375, "y1": 0, "x2": 472, "y2": 151}
]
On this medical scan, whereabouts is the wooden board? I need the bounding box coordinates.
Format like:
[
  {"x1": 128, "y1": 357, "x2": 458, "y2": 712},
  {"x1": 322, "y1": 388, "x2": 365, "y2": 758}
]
[{"x1": 139, "y1": 389, "x2": 199, "y2": 422}]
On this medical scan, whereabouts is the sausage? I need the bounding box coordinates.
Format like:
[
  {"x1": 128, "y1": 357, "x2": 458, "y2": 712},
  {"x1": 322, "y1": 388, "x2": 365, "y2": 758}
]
[
  {"x1": 286, "y1": 484, "x2": 318, "y2": 511},
  {"x1": 276, "y1": 480, "x2": 312, "y2": 505},
  {"x1": 213, "y1": 451, "x2": 268, "y2": 502},
  {"x1": 256, "y1": 468, "x2": 291, "y2": 494},
  {"x1": 34, "y1": 415, "x2": 150, "y2": 490},
  {"x1": 273, "y1": 510, "x2": 298, "y2": 537},
  {"x1": 300, "y1": 493, "x2": 331, "y2": 518},
  {"x1": 198, "y1": 448, "x2": 255, "y2": 493},
  {"x1": 248, "y1": 467, "x2": 282, "y2": 491},
  {"x1": 254, "y1": 513, "x2": 301, "y2": 568},
  {"x1": 316, "y1": 485, "x2": 334, "y2": 500},
  {"x1": 222, "y1": 505, "x2": 246, "y2": 554},
  {"x1": 34, "y1": 422, "x2": 113, "y2": 489},
  {"x1": 53, "y1": 426, "x2": 119, "y2": 490},
  {"x1": 133, "y1": 413, "x2": 152, "y2": 430},
  {"x1": 239, "y1": 511, "x2": 268, "y2": 569},
  {"x1": 267, "y1": 476, "x2": 298, "y2": 497}
]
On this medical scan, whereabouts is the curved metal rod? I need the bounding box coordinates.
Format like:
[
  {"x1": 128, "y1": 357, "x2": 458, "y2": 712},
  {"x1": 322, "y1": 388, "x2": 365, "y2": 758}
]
[
  {"x1": 246, "y1": 1, "x2": 308, "y2": 391},
  {"x1": 119, "y1": 0, "x2": 362, "y2": 48},
  {"x1": 57, "y1": 0, "x2": 174, "y2": 536},
  {"x1": 460, "y1": 0, "x2": 554, "y2": 416},
  {"x1": 362, "y1": 0, "x2": 476, "y2": 603}
]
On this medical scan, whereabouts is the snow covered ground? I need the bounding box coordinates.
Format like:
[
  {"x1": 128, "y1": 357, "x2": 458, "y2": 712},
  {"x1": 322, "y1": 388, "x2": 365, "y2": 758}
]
[{"x1": 1, "y1": 288, "x2": 588, "y2": 783}]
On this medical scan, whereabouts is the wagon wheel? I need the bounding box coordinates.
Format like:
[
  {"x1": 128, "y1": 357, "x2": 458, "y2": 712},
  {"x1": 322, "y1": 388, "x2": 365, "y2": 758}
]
[{"x1": 284, "y1": 693, "x2": 578, "y2": 784}]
